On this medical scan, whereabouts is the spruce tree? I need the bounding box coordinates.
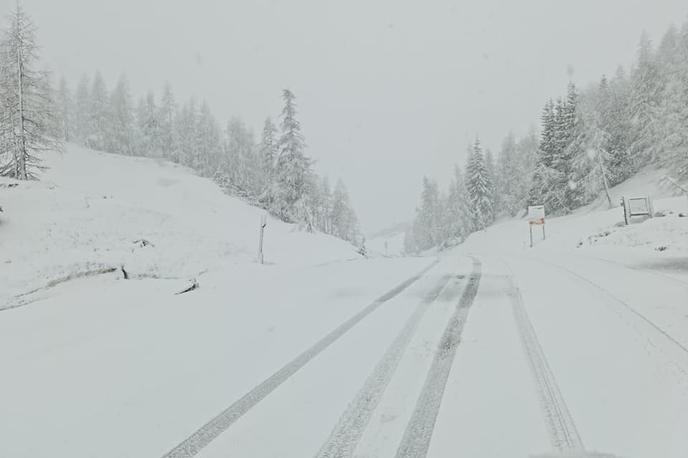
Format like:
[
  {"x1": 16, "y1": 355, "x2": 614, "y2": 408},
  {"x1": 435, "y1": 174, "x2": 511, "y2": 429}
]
[
  {"x1": 330, "y1": 179, "x2": 358, "y2": 242},
  {"x1": 275, "y1": 89, "x2": 311, "y2": 220},
  {"x1": 484, "y1": 148, "x2": 497, "y2": 215},
  {"x1": 561, "y1": 83, "x2": 585, "y2": 210},
  {"x1": 257, "y1": 117, "x2": 278, "y2": 209},
  {"x1": 259, "y1": 118, "x2": 277, "y2": 184},
  {"x1": 496, "y1": 133, "x2": 519, "y2": 215},
  {"x1": 447, "y1": 165, "x2": 469, "y2": 240},
  {"x1": 465, "y1": 138, "x2": 494, "y2": 231}
]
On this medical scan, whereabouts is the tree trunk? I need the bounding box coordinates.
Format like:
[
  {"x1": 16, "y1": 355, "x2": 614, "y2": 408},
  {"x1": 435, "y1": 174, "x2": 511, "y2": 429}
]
[{"x1": 15, "y1": 12, "x2": 27, "y2": 180}]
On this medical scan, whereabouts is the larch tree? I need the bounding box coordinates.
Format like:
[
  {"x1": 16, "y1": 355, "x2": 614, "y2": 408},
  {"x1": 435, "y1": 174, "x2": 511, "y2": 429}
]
[{"x1": 0, "y1": 3, "x2": 59, "y2": 179}]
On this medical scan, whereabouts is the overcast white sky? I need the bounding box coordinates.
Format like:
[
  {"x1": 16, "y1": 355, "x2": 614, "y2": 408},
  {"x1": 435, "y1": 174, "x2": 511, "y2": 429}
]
[{"x1": 8, "y1": 0, "x2": 688, "y2": 232}]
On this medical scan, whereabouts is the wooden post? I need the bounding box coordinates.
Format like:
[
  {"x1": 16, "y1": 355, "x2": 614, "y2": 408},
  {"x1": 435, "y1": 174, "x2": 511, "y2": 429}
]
[{"x1": 621, "y1": 197, "x2": 628, "y2": 225}]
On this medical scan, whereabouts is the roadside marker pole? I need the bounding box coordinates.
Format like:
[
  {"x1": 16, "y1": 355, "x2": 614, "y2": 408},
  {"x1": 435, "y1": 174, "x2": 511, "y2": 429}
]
[
  {"x1": 529, "y1": 223, "x2": 533, "y2": 248},
  {"x1": 258, "y1": 213, "x2": 267, "y2": 264}
]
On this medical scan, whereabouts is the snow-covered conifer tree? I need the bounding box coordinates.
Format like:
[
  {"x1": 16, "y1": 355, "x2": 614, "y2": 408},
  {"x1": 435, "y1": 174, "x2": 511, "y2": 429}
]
[
  {"x1": 447, "y1": 165, "x2": 469, "y2": 239},
  {"x1": 259, "y1": 117, "x2": 277, "y2": 188},
  {"x1": 158, "y1": 83, "x2": 176, "y2": 160},
  {"x1": 86, "y1": 71, "x2": 110, "y2": 151},
  {"x1": 330, "y1": 178, "x2": 358, "y2": 242},
  {"x1": 174, "y1": 98, "x2": 197, "y2": 167},
  {"x1": 195, "y1": 101, "x2": 222, "y2": 176},
  {"x1": 465, "y1": 138, "x2": 494, "y2": 231},
  {"x1": 629, "y1": 32, "x2": 663, "y2": 164},
  {"x1": 274, "y1": 89, "x2": 311, "y2": 220},
  {"x1": 135, "y1": 91, "x2": 160, "y2": 157},
  {"x1": 109, "y1": 74, "x2": 135, "y2": 155}
]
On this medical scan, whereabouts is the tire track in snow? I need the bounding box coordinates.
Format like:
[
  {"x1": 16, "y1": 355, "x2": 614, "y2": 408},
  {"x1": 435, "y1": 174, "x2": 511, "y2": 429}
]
[
  {"x1": 162, "y1": 258, "x2": 440, "y2": 458},
  {"x1": 505, "y1": 273, "x2": 585, "y2": 453},
  {"x1": 394, "y1": 257, "x2": 482, "y2": 458},
  {"x1": 315, "y1": 272, "x2": 459, "y2": 458},
  {"x1": 526, "y1": 256, "x2": 688, "y2": 379}
]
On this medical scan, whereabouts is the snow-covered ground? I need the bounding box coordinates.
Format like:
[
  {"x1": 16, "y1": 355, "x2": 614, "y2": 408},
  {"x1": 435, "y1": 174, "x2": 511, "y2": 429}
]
[
  {"x1": 0, "y1": 145, "x2": 363, "y2": 306},
  {"x1": 1, "y1": 149, "x2": 687, "y2": 458}
]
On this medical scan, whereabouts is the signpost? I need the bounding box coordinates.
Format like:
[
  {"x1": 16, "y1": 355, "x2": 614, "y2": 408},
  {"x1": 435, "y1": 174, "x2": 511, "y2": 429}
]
[{"x1": 527, "y1": 205, "x2": 546, "y2": 248}]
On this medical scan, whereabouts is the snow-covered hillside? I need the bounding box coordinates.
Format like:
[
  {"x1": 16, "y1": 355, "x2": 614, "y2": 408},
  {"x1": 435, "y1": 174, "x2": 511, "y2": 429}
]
[
  {"x1": 463, "y1": 166, "x2": 688, "y2": 267},
  {"x1": 0, "y1": 145, "x2": 362, "y2": 305}
]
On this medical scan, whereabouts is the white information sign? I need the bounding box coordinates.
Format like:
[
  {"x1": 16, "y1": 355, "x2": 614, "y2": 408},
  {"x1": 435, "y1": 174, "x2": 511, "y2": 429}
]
[
  {"x1": 627, "y1": 197, "x2": 651, "y2": 216},
  {"x1": 527, "y1": 205, "x2": 545, "y2": 224}
]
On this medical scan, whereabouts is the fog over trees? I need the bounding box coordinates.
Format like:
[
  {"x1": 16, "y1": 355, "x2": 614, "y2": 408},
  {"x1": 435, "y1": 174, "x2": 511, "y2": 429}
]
[
  {"x1": 1, "y1": 5, "x2": 687, "y2": 253},
  {"x1": 405, "y1": 19, "x2": 688, "y2": 253}
]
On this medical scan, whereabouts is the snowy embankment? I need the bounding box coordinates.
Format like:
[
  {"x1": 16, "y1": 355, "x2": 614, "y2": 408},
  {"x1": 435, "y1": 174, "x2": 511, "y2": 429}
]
[
  {"x1": 463, "y1": 166, "x2": 688, "y2": 273},
  {"x1": 0, "y1": 145, "x2": 367, "y2": 305}
]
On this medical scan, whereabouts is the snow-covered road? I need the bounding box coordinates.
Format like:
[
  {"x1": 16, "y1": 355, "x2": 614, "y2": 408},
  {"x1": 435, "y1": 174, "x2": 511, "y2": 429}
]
[{"x1": 1, "y1": 248, "x2": 687, "y2": 458}]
